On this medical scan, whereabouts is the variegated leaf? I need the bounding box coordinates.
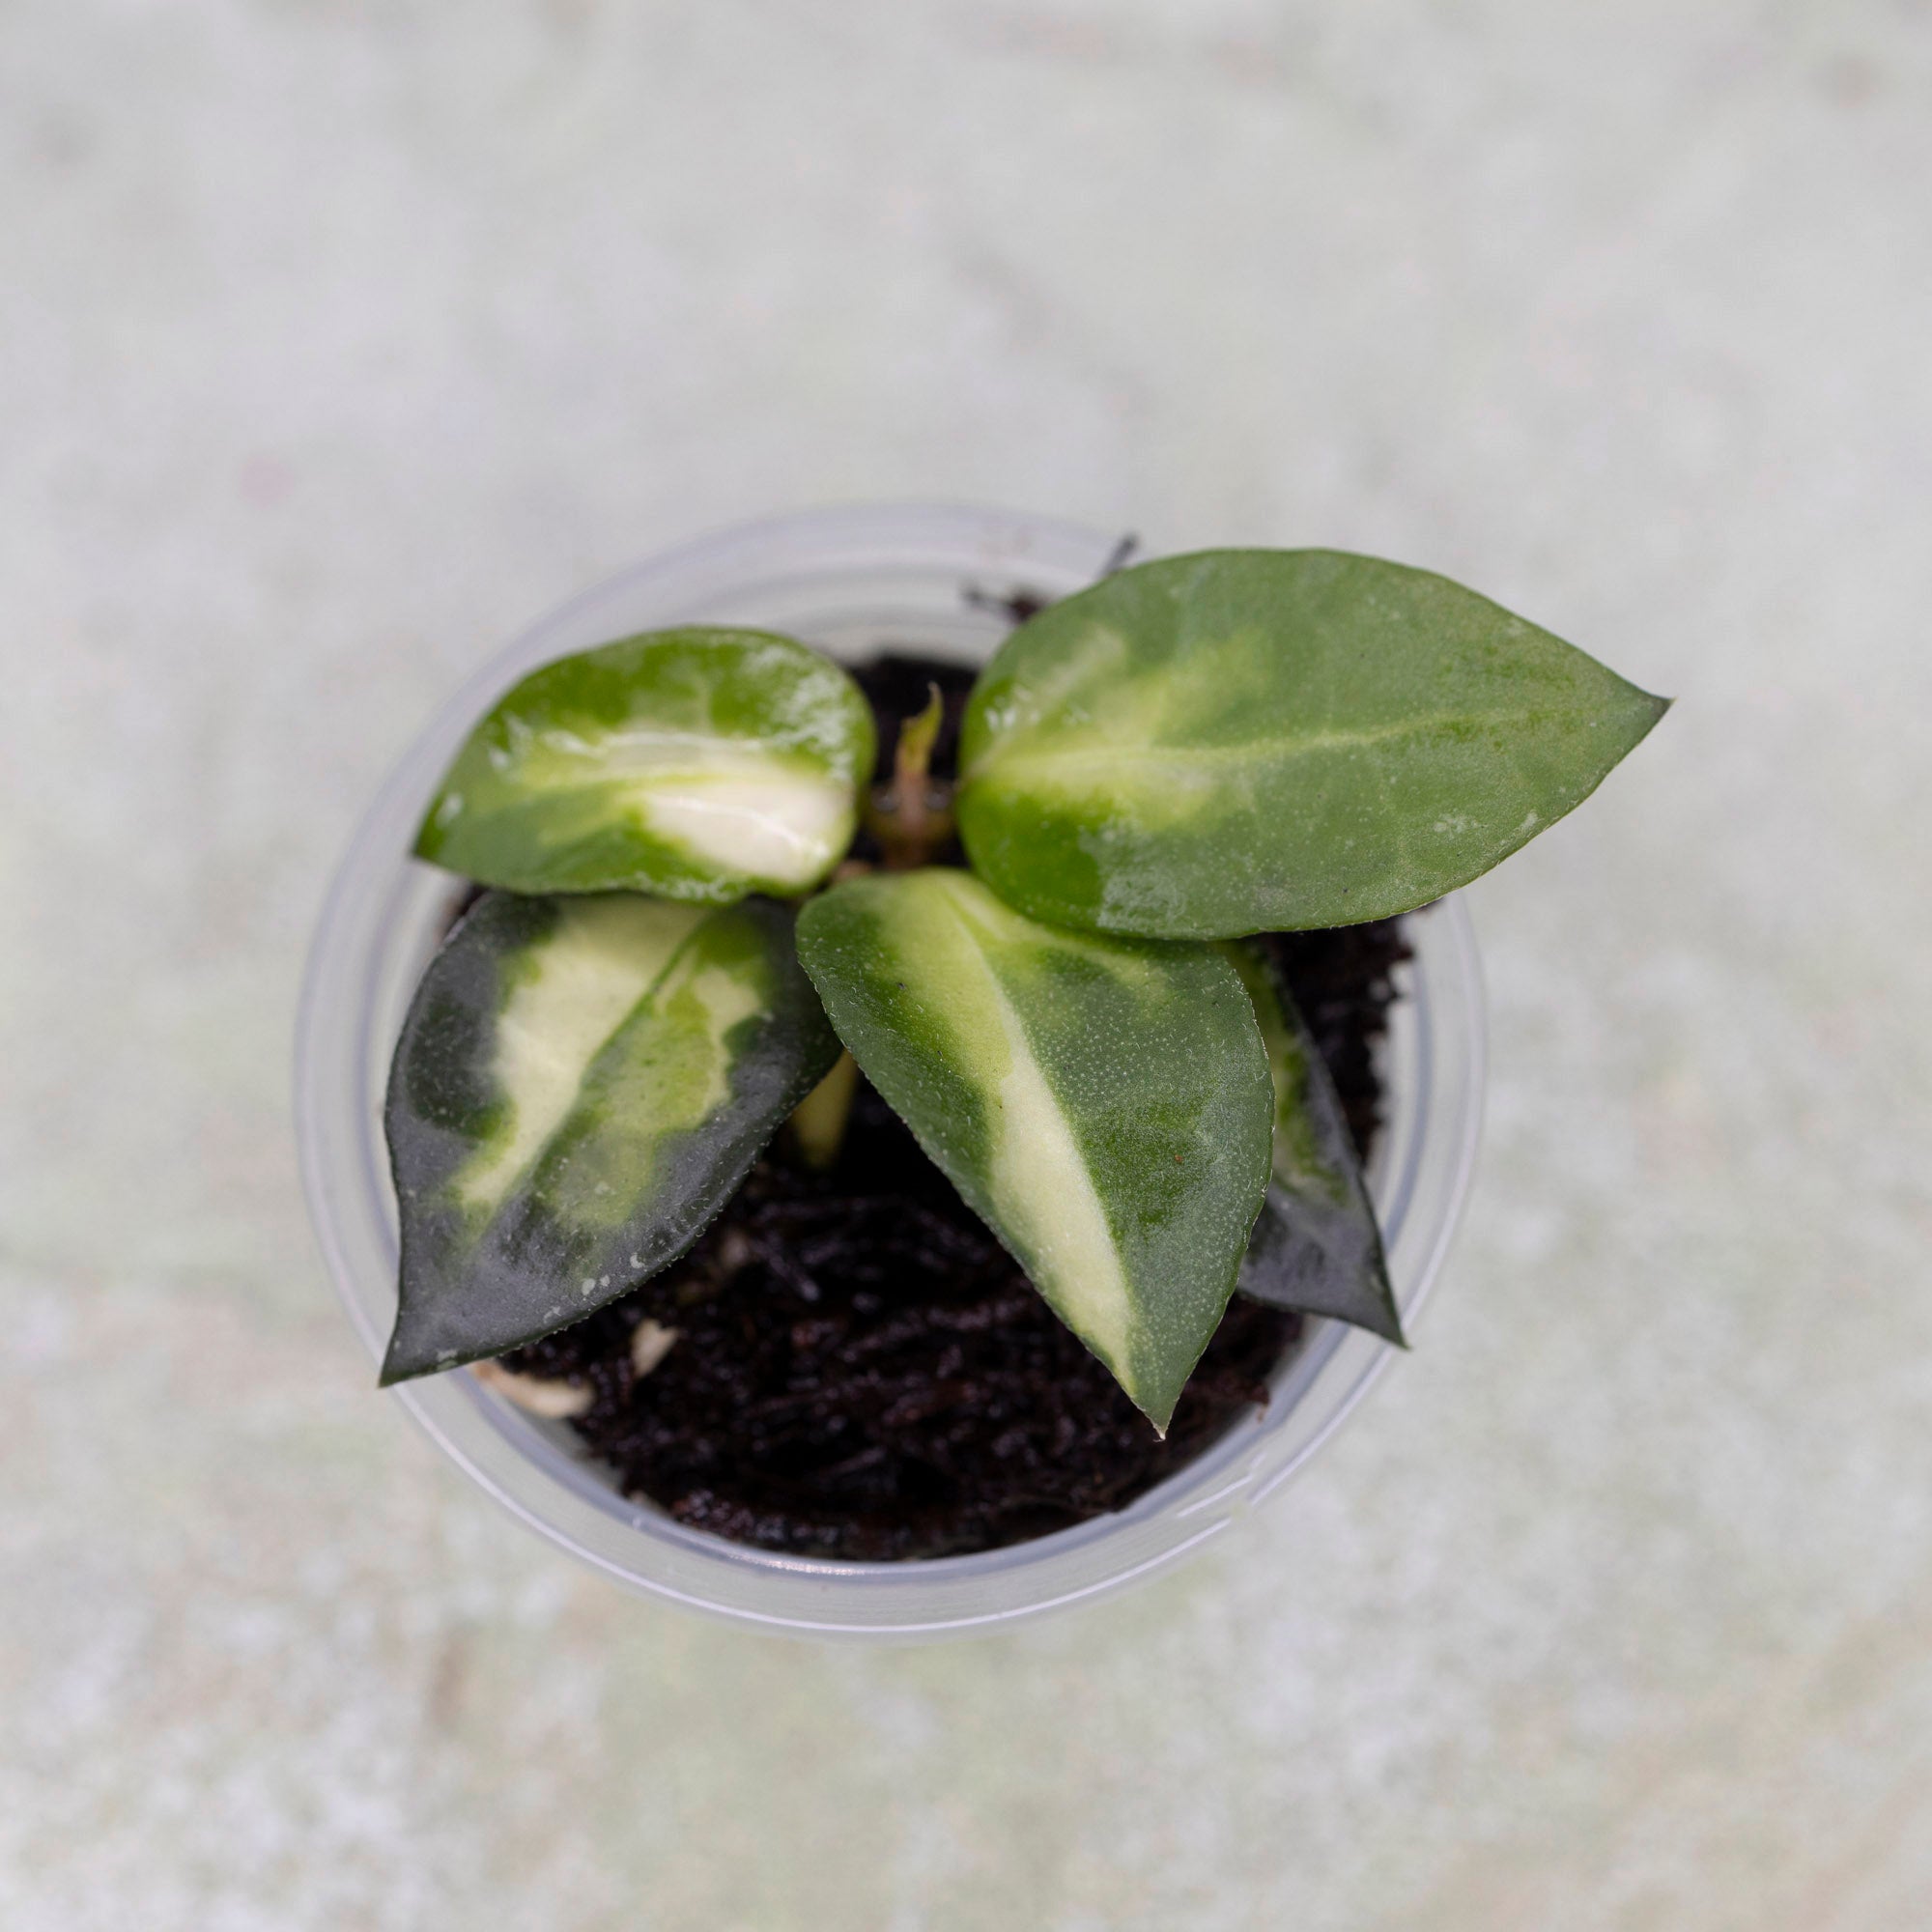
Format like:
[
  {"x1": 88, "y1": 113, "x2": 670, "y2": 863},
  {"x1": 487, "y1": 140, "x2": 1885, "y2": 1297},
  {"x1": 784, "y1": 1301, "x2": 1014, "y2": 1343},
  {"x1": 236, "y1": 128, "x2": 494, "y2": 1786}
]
[
  {"x1": 958, "y1": 550, "x2": 1668, "y2": 938},
  {"x1": 382, "y1": 891, "x2": 839, "y2": 1382},
  {"x1": 796, "y1": 868, "x2": 1273, "y2": 1433},
  {"x1": 415, "y1": 627, "x2": 876, "y2": 901}
]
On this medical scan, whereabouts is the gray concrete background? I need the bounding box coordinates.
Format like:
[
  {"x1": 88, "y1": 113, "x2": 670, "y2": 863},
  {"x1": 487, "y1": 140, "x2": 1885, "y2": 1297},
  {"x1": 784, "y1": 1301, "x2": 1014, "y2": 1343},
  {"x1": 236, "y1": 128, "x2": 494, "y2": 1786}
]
[{"x1": 5, "y1": 3, "x2": 1929, "y2": 1926}]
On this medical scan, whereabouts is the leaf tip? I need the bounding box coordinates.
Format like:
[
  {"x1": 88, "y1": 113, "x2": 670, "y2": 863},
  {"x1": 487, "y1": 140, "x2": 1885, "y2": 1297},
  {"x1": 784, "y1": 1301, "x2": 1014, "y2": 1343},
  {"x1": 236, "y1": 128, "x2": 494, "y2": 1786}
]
[
  {"x1": 376, "y1": 1342, "x2": 426, "y2": 1389},
  {"x1": 408, "y1": 818, "x2": 442, "y2": 867},
  {"x1": 1126, "y1": 1363, "x2": 1185, "y2": 1439},
  {"x1": 378, "y1": 1311, "x2": 464, "y2": 1387}
]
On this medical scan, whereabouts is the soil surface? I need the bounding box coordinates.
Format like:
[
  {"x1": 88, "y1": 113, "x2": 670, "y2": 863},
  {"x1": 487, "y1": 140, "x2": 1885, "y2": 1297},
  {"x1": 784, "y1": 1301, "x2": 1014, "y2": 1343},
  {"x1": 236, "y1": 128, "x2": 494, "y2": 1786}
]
[{"x1": 500, "y1": 653, "x2": 1410, "y2": 1561}]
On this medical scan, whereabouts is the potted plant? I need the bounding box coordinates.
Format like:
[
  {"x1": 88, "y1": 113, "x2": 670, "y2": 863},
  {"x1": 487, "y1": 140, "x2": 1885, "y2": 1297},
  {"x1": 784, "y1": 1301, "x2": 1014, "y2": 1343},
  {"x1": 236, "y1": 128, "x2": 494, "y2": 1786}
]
[{"x1": 298, "y1": 506, "x2": 1660, "y2": 1634}]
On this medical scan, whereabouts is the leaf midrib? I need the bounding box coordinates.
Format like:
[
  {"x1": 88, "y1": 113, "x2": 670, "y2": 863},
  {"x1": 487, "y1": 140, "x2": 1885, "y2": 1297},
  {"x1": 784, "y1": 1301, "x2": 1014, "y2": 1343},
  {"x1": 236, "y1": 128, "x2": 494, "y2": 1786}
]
[
  {"x1": 971, "y1": 704, "x2": 1583, "y2": 781},
  {"x1": 924, "y1": 883, "x2": 1138, "y2": 1380}
]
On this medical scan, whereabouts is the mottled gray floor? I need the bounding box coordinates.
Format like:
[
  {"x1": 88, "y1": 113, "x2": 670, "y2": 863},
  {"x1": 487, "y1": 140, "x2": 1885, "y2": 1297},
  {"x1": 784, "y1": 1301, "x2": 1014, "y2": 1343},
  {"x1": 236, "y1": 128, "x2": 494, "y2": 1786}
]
[{"x1": 5, "y1": 3, "x2": 1929, "y2": 1927}]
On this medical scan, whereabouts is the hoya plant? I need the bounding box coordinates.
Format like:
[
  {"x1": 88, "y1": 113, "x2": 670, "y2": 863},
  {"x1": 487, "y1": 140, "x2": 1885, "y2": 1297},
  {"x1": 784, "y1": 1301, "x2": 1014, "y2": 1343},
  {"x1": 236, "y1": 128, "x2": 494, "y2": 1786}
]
[{"x1": 383, "y1": 550, "x2": 1665, "y2": 1433}]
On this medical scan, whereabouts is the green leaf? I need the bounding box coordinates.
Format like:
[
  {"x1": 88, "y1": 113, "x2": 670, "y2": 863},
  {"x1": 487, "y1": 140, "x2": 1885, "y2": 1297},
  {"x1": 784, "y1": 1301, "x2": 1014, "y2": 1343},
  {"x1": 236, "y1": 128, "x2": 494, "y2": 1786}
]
[
  {"x1": 1225, "y1": 941, "x2": 1404, "y2": 1345},
  {"x1": 957, "y1": 550, "x2": 1669, "y2": 938},
  {"x1": 381, "y1": 891, "x2": 839, "y2": 1383},
  {"x1": 795, "y1": 869, "x2": 1273, "y2": 1433},
  {"x1": 415, "y1": 628, "x2": 876, "y2": 901}
]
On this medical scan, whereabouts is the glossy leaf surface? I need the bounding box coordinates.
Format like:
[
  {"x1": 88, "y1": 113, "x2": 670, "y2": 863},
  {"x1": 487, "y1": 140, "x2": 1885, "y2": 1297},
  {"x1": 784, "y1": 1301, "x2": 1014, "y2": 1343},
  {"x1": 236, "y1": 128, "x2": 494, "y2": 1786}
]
[
  {"x1": 796, "y1": 869, "x2": 1272, "y2": 1432},
  {"x1": 382, "y1": 891, "x2": 839, "y2": 1382},
  {"x1": 416, "y1": 628, "x2": 876, "y2": 901},
  {"x1": 958, "y1": 550, "x2": 1668, "y2": 937},
  {"x1": 1226, "y1": 942, "x2": 1404, "y2": 1344}
]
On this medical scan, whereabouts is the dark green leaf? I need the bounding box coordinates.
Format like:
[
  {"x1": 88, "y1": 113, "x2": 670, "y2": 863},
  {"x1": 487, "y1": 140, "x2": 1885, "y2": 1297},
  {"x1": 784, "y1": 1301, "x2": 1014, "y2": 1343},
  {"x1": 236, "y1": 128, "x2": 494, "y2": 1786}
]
[
  {"x1": 958, "y1": 550, "x2": 1668, "y2": 937},
  {"x1": 382, "y1": 891, "x2": 839, "y2": 1382},
  {"x1": 415, "y1": 628, "x2": 876, "y2": 901},
  {"x1": 1225, "y1": 941, "x2": 1404, "y2": 1344},
  {"x1": 796, "y1": 869, "x2": 1273, "y2": 1433}
]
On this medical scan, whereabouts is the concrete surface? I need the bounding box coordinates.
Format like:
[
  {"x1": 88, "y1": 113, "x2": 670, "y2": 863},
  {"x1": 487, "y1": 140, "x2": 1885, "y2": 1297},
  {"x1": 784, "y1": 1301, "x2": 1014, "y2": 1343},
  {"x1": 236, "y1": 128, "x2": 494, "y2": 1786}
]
[{"x1": 4, "y1": 2, "x2": 1929, "y2": 1927}]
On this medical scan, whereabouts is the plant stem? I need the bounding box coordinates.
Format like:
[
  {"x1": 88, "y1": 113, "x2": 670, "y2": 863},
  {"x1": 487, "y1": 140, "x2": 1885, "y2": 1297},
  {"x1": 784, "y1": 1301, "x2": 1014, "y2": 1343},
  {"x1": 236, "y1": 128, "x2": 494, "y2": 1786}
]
[{"x1": 790, "y1": 1050, "x2": 859, "y2": 1169}]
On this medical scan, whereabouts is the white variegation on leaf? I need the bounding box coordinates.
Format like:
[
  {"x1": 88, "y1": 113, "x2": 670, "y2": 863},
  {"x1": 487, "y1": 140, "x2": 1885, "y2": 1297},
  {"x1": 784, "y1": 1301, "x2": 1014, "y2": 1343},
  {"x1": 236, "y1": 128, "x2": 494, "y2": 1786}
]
[
  {"x1": 415, "y1": 627, "x2": 876, "y2": 903},
  {"x1": 382, "y1": 891, "x2": 839, "y2": 1382},
  {"x1": 957, "y1": 550, "x2": 1669, "y2": 938},
  {"x1": 796, "y1": 869, "x2": 1274, "y2": 1433}
]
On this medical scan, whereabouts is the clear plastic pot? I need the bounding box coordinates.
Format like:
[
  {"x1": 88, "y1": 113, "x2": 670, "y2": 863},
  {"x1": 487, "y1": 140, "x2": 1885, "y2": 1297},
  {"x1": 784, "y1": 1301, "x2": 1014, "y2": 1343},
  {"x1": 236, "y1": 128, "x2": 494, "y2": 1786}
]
[{"x1": 296, "y1": 504, "x2": 1486, "y2": 1640}]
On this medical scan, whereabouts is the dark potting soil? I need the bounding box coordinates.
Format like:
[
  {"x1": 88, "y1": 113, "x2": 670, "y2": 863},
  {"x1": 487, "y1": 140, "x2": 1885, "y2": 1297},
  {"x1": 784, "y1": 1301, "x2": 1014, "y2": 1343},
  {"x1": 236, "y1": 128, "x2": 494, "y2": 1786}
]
[{"x1": 498, "y1": 653, "x2": 1411, "y2": 1561}]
